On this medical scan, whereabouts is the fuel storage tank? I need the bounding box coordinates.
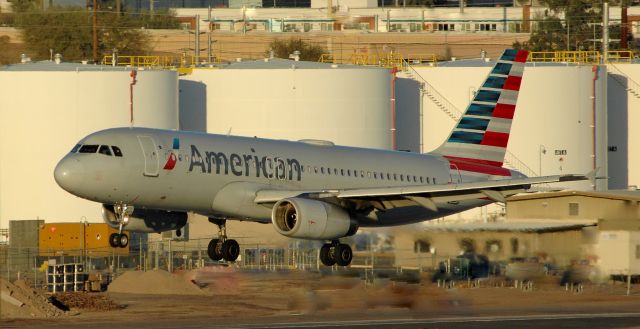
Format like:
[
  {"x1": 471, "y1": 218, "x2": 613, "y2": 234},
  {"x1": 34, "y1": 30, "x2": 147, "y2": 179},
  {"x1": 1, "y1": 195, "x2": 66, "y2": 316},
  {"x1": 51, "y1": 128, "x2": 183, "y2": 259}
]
[
  {"x1": 179, "y1": 59, "x2": 392, "y2": 150},
  {"x1": 0, "y1": 61, "x2": 179, "y2": 228}
]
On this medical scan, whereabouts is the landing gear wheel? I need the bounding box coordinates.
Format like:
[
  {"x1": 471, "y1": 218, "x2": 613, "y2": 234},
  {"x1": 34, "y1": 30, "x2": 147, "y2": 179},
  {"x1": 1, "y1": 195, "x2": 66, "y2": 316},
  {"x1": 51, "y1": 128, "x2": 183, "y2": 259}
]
[
  {"x1": 335, "y1": 244, "x2": 353, "y2": 266},
  {"x1": 109, "y1": 233, "x2": 120, "y2": 248},
  {"x1": 207, "y1": 239, "x2": 223, "y2": 261},
  {"x1": 320, "y1": 244, "x2": 336, "y2": 266},
  {"x1": 118, "y1": 234, "x2": 129, "y2": 248},
  {"x1": 222, "y1": 239, "x2": 240, "y2": 262}
]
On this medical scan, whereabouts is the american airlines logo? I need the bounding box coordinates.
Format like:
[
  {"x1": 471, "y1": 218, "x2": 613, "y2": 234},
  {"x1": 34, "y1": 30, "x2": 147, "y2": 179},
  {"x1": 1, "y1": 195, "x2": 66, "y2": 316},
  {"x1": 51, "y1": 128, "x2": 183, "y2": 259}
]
[
  {"x1": 163, "y1": 137, "x2": 180, "y2": 170},
  {"x1": 188, "y1": 145, "x2": 302, "y2": 181}
]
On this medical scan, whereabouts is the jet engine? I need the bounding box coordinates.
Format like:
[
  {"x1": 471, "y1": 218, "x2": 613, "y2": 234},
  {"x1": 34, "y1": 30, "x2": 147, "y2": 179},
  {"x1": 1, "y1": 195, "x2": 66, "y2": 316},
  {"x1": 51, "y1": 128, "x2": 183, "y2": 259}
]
[
  {"x1": 271, "y1": 198, "x2": 358, "y2": 240},
  {"x1": 102, "y1": 204, "x2": 187, "y2": 233}
]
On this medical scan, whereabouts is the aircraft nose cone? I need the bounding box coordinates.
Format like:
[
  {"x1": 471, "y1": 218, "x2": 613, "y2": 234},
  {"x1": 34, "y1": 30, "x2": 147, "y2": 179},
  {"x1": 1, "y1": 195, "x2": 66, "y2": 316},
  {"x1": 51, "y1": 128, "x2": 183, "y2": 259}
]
[{"x1": 54, "y1": 157, "x2": 85, "y2": 192}]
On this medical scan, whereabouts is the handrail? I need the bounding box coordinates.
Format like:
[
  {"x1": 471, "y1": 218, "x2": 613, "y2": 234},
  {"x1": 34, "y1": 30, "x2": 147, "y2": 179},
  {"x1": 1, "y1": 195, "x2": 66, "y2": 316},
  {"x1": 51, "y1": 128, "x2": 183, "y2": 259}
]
[{"x1": 101, "y1": 55, "x2": 222, "y2": 68}]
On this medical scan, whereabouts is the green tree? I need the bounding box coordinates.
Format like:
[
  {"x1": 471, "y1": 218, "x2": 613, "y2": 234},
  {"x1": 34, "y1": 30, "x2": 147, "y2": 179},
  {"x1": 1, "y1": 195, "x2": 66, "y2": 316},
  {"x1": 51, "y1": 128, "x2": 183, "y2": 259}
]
[
  {"x1": 16, "y1": 6, "x2": 151, "y2": 61},
  {"x1": 266, "y1": 38, "x2": 327, "y2": 62},
  {"x1": 516, "y1": 0, "x2": 628, "y2": 52}
]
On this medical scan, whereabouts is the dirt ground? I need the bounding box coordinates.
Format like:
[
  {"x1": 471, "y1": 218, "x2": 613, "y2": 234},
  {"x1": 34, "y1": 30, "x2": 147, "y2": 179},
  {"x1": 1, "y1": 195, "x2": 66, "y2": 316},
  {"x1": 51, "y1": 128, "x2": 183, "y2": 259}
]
[{"x1": 2, "y1": 267, "x2": 639, "y2": 328}]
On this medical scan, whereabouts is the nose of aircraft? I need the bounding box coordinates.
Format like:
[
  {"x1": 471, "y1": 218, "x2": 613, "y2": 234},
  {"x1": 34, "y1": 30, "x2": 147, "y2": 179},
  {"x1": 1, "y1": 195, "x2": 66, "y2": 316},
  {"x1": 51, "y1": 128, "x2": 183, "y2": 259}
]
[{"x1": 54, "y1": 157, "x2": 85, "y2": 192}]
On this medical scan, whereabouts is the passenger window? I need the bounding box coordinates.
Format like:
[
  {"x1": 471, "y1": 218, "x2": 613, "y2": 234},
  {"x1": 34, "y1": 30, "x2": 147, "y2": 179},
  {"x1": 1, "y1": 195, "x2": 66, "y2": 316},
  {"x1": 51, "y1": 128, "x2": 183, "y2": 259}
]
[
  {"x1": 79, "y1": 145, "x2": 99, "y2": 153},
  {"x1": 112, "y1": 146, "x2": 123, "y2": 157},
  {"x1": 393, "y1": 174, "x2": 397, "y2": 180},
  {"x1": 367, "y1": 172, "x2": 371, "y2": 178},
  {"x1": 420, "y1": 177, "x2": 424, "y2": 183},
  {"x1": 360, "y1": 170, "x2": 364, "y2": 178},
  {"x1": 70, "y1": 144, "x2": 81, "y2": 153},
  {"x1": 380, "y1": 172, "x2": 384, "y2": 180},
  {"x1": 321, "y1": 167, "x2": 325, "y2": 174},
  {"x1": 327, "y1": 168, "x2": 331, "y2": 175},
  {"x1": 427, "y1": 177, "x2": 430, "y2": 184},
  {"x1": 98, "y1": 145, "x2": 112, "y2": 156},
  {"x1": 314, "y1": 167, "x2": 318, "y2": 174},
  {"x1": 347, "y1": 170, "x2": 351, "y2": 176},
  {"x1": 387, "y1": 173, "x2": 391, "y2": 180},
  {"x1": 341, "y1": 169, "x2": 345, "y2": 176},
  {"x1": 413, "y1": 176, "x2": 417, "y2": 183},
  {"x1": 400, "y1": 174, "x2": 404, "y2": 182},
  {"x1": 433, "y1": 177, "x2": 437, "y2": 184},
  {"x1": 374, "y1": 172, "x2": 377, "y2": 179}
]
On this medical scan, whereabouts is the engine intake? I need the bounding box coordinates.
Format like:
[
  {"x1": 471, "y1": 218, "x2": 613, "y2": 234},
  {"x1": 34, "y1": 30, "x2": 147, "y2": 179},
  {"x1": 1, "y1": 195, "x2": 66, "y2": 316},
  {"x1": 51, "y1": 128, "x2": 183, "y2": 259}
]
[
  {"x1": 271, "y1": 198, "x2": 358, "y2": 240},
  {"x1": 102, "y1": 204, "x2": 187, "y2": 233}
]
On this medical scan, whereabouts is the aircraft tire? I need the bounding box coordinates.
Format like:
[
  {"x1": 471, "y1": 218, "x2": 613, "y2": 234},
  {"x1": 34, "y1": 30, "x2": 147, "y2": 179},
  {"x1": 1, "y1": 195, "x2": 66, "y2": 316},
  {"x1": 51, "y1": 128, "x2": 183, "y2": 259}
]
[
  {"x1": 319, "y1": 244, "x2": 336, "y2": 266},
  {"x1": 222, "y1": 239, "x2": 240, "y2": 262},
  {"x1": 118, "y1": 234, "x2": 129, "y2": 248},
  {"x1": 109, "y1": 233, "x2": 120, "y2": 248},
  {"x1": 207, "y1": 239, "x2": 223, "y2": 261},
  {"x1": 335, "y1": 244, "x2": 352, "y2": 267}
]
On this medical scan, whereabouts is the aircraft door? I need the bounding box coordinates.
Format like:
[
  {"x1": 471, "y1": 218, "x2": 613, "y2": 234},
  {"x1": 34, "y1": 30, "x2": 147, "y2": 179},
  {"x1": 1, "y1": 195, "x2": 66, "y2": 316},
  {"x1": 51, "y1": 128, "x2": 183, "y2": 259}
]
[{"x1": 137, "y1": 135, "x2": 160, "y2": 177}]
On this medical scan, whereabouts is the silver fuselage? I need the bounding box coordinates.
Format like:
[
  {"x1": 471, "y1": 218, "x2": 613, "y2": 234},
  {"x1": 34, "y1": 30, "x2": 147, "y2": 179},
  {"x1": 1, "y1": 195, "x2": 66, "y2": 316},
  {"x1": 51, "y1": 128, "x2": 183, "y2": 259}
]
[{"x1": 55, "y1": 127, "x2": 518, "y2": 227}]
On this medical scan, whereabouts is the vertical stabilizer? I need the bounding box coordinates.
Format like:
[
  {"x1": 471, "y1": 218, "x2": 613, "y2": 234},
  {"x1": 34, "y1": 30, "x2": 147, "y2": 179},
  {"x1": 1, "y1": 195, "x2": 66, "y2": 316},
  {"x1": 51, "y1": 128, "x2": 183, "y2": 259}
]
[{"x1": 434, "y1": 49, "x2": 528, "y2": 167}]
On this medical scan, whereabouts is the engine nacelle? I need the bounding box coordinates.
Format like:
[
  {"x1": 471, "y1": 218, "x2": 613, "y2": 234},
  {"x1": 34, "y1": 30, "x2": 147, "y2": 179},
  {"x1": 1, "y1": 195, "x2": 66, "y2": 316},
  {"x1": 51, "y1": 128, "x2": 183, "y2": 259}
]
[
  {"x1": 271, "y1": 198, "x2": 358, "y2": 240},
  {"x1": 102, "y1": 204, "x2": 187, "y2": 233}
]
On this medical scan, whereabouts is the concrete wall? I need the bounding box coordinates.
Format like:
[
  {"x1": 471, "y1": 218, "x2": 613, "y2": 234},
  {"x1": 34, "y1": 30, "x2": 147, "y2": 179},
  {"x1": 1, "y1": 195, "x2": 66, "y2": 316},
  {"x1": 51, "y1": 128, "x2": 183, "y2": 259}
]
[
  {"x1": 394, "y1": 229, "x2": 585, "y2": 268},
  {"x1": 597, "y1": 231, "x2": 640, "y2": 275},
  {"x1": 507, "y1": 195, "x2": 640, "y2": 221},
  {"x1": 0, "y1": 67, "x2": 179, "y2": 229}
]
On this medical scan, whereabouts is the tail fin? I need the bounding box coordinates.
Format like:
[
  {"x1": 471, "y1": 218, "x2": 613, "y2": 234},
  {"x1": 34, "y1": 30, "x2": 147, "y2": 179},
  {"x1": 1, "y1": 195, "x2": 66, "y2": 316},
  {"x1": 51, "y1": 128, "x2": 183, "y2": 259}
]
[{"x1": 434, "y1": 49, "x2": 528, "y2": 167}]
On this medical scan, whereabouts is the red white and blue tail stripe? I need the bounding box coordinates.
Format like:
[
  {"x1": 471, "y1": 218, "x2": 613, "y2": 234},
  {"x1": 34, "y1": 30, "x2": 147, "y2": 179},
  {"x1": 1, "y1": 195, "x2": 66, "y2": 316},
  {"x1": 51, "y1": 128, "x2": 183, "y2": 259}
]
[{"x1": 434, "y1": 49, "x2": 528, "y2": 176}]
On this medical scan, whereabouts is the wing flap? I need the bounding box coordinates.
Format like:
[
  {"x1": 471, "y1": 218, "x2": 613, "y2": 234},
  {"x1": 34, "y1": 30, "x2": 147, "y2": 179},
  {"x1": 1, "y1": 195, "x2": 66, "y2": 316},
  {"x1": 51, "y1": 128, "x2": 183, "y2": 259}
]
[{"x1": 253, "y1": 174, "x2": 587, "y2": 205}]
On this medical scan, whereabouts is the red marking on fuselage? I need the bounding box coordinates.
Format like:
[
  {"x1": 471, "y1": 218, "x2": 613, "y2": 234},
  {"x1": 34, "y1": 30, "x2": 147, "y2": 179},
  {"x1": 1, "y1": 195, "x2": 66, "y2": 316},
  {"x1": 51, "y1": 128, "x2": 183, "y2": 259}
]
[
  {"x1": 447, "y1": 157, "x2": 512, "y2": 177},
  {"x1": 163, "y1": 153, "x2": 177, "y2": 170}
]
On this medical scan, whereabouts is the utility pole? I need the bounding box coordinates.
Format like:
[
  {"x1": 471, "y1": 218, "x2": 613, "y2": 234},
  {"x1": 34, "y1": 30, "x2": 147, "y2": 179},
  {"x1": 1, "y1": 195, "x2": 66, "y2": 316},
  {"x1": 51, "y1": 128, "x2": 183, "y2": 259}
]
[
  {"x1": 92, "y1": 0, "x2": 97, "y2": 61},
  {"x1": 207, "y1": 6, "x2": 212, "y2": 63},
  {"x1": 195, "y1": 14, "x2": 200, "y2": 62},
  {"x1": 602, "y1": 2, "x2": 609, "y2": 63}
]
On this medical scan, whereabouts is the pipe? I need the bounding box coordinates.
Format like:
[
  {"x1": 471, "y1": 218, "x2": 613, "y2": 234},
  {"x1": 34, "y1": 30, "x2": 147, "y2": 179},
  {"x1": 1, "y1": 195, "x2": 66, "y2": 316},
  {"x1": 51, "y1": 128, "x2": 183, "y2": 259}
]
[
  {"x1": 591, "y1": 65, "x2": 597, "y2": 190},
  {"x1": 130, "y1": 70, "x2": 137, "y2": 127},
  {"x1": 391, "y1": 67, "x2": 398, "y2": 150}
]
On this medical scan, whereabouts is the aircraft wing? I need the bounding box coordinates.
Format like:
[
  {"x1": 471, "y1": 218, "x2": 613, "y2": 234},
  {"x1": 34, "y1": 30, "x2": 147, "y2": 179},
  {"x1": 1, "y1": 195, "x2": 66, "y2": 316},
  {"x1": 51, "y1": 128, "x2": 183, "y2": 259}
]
[{"x1": 254, "y1": 174, "x2": 588, "y2": 211}]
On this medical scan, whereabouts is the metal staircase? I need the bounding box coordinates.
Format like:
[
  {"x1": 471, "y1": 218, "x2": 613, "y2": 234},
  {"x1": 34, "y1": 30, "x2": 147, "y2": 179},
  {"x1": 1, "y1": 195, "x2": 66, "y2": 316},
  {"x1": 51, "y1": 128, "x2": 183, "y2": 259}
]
[
  {"x1": 403, "y1": 63, "x2": 540, "y2": 178},
  {"x1": 608, "y1": 63, "x2": 640, "y2": 99}
]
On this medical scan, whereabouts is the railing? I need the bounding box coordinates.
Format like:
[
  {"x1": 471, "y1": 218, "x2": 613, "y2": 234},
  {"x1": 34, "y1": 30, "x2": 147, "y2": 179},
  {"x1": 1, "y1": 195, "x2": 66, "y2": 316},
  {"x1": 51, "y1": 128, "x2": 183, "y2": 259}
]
[
  {"x1": 319, "y1": 52, "x2": 410, "y2": 70},
  {"x1": 405, "y1": 53, "x2": 438, "y2": 66},
  {"x1": 101, "y1": 55, "x2": 222, "y2": 69},
  {"x1": 528, "y1": 50, "x2": 635, "y2": 64}
]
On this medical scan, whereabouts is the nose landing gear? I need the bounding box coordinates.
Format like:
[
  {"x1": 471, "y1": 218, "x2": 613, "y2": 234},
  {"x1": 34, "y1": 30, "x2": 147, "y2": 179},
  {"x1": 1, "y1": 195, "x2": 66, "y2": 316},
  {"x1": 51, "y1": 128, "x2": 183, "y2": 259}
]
[
  {"x1": 109, "y1": 203, "x2": 132, "y2": 248},
  {"x1": 207, "y1": 218, "x2": 240, "y2": 262}
]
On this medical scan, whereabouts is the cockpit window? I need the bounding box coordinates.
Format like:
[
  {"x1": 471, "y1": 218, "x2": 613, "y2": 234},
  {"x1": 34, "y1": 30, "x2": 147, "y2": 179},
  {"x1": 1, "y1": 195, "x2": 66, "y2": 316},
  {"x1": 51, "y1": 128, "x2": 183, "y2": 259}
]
[
  {"x1": 79, "y1": 145, "x2": 99, "y2": 153},
  {"x1": 98, "y1": 145, "x2": 112, "y2": 156},
  {"x1": 112, "y1": 146, "x2": 123, "y2": 157},
  {"x1": 70, "y1": 144, "x2": 81, "y2": 153}
]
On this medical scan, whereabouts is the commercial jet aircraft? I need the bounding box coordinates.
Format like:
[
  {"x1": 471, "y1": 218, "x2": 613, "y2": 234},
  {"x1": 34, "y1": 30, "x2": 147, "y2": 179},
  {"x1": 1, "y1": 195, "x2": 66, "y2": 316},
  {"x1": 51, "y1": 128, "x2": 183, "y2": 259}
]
[{"x1": 54, "y1": 49, "x2": 586, "y2": 266}]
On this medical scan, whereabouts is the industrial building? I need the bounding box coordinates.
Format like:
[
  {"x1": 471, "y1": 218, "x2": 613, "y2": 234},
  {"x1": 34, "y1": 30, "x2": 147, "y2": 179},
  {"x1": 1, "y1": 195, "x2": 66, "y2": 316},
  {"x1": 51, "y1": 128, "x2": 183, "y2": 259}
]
[{"x1": 395, "y1": 190, "x2": 640, "y2": 278}]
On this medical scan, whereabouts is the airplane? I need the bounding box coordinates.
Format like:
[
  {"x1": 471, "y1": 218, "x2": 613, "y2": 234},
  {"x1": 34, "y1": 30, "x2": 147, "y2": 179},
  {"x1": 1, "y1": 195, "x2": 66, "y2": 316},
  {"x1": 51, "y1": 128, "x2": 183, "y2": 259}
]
[{"x1": 54, "y1": 49, "x2": 587, "y2": 267}]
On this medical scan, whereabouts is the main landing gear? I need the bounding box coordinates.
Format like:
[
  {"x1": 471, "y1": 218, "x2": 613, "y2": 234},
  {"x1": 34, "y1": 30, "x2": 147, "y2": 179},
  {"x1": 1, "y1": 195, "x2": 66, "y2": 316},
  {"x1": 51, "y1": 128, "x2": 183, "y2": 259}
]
[
  {"x1": 109, "y1": 204, "x2": 131, "y2": 248},
  {"x1": 207, "y1": 218, "x2": 240, "y2": 262},
  {"x1": 320, "y1": 241, "x2": 353, "y2": 267}
]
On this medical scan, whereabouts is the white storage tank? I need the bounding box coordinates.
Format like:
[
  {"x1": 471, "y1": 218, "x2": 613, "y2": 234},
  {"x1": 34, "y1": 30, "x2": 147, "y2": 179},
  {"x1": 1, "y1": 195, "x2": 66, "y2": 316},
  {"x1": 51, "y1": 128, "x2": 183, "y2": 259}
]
[
  {"x1": 179, "y1": 59, "x2": 392, "y2": 150},
  {"x1": 0, "y1": 61, "x2": 179, "y2": 229},
  {"x1": 397, "y1": 61, "x2": 609, "y2": 192}
]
